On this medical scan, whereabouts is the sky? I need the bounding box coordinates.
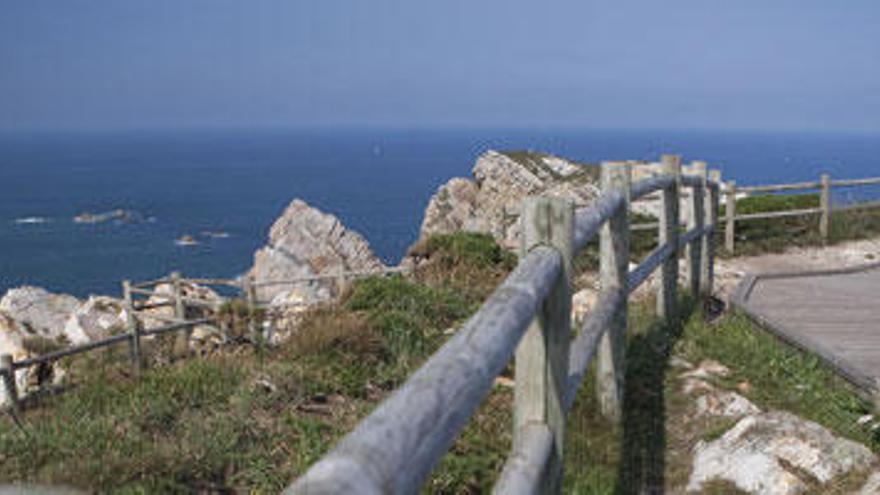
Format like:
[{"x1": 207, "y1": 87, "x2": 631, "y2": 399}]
[{"x1": 1, "y1": 0, "x2": 879, "y2": 132}]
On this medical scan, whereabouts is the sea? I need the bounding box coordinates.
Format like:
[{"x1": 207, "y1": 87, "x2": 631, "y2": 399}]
[{"x1": 1, "y1": 128, "x2": 879, "y2": 298}]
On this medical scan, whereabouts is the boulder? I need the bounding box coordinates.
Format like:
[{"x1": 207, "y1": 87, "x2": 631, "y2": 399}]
[
  {"x1": 858, "y1": 471, "x2": 880, "y2": 495},
  {"x1": 0, "y1": 286, "x2": 80, "y2": 341},
  {"x1": 694, "y1": 387, "x2": 761, "y2": 418},
  {"x1": 0, "y1": 311, "x2": 55, "y2": 406},
  {"x1": 62, "y1": 296, "x2": 129, "y2": 342},
  {"x1": 139, "y1": 279, "x2": 222, "y2": 329},
  {"x1": 687, "y1": 411, "x2": 876, "y2": 493},
  {"x1": 416, "y1": 150, "x2": 601, "y2": 250},
  {"x1": 571, "y1": 288, "x2": 598, "y2": 327},
  {"x1": 250, "y1": 199, "x2": 385, "y2": 303},
  {"x1": 0, "y1": 312, "x2": 29, "y2": 404}
]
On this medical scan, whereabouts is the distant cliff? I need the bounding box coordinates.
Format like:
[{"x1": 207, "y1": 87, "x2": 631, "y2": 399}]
[{"x1": 415, "y1": 150, "x2": 602, "y2": 251}]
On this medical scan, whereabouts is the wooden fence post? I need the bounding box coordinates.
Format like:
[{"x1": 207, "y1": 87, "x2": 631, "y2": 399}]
[
  {"x1": 658, "y1": 155, "x2": 681, "y2": 321},
  {"x1": 171, "y1": 271, "x2": 185, "y2": 319},
  {"x1": 725, "y1": 180, "x2": 737, "y2": 253},
  {"x1": 515, "y1": 196, "x2": 573, "y2": 494},
  {"x1": 170, "y1": 271, "x2": 189, "y2": 355},
  {"x1": 244, "y1": 275, "x2": 258, "y2": 343},
  {"x1": 0, "y1": 354, "x2": 18, "y2": 415},
  {"x1": 596, "y1": 162, "x2": 630, "y2": 422},
  {"x1": 687, "y1": 161, "x2": 706, "y2": 298},
  {"x1": 820, "y1": 173, "x2": 831, "y2": 240},
  {"x1": 122, "y1": 280, "x2": 141, "y2": 374},
  {"x1": 703, "y1": 170, "x2": 721, "y2": 297}
]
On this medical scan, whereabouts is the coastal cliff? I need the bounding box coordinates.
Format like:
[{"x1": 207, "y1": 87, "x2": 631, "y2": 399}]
[{"x1": 417, "y1": 150, "x2": 602, "y2": 250}]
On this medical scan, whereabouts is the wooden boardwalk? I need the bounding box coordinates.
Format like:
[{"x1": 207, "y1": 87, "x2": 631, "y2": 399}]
[{"x1": 733, "y1": 262, "x2": 880, "y2": 396}]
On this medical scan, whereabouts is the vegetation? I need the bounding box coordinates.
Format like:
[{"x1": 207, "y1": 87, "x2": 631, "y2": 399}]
[
  {"x1": 499, "y1": 150, "x2": 600, "y2": 183},
  {"x1": 2, "y1": 225, "x2": 878, "y2": 492},
  {"x1": 0, "y1": 232, "x2": 515, "y2": 493},
  {"x1": 562, "y1": 300, "x2": 875, "y2": 494},
  {"x1": 719, "y1": 192, "x2": 880, "y2": 257}
]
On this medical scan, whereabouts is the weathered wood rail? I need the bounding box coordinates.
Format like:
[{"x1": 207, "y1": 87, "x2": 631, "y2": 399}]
[
  {"x1": 286, "y1": 155, "x2": 721, "y2": 494},
  {"x1": 0, "y1": 266, "x2": 410, "y2": 414},
  {"x1": 724, "y1": 174, "x2": 880, "y2": 253}
]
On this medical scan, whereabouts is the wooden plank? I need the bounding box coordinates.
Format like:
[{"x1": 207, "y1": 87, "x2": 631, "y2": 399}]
[
  {"x1": 832, "y1": 177, "x2": 880, "y2": 187},
  {"x1": 738, "y1": 181, "x2": 821, "y2": 193},
  {"x1": 732, "y1": 262, "x2": 880, "y2": 398}
]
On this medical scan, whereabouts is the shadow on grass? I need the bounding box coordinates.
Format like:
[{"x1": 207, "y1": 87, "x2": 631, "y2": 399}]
[{"x1": 616, "y1": 295, "x2": 697, "y2": 495}]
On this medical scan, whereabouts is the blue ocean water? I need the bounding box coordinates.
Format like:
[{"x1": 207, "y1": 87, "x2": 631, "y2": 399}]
[{"x1": 1, "y1": 128, "x2": 878, "y2": 298}]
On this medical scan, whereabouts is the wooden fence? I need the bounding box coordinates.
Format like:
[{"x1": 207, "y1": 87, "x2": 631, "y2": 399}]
[
  {"x1": 0, "y1": 266, "x2": 407, "y2": 416},
  {"x1": 724, "y1": 174, "x2": 880, "y2": 253},
  {"x1": 286, "y1": 155, "x2": 721, "y2": 494}
]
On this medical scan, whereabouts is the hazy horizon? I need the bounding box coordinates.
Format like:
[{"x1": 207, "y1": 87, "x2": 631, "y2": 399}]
[{"x1": 2, "y1": 1, "x2": 879, "y2": 133}]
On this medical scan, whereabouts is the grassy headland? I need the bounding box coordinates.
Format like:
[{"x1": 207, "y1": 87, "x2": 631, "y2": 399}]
[{"x1": 1, "y1": 224, "x2": 877, "y2": 492}]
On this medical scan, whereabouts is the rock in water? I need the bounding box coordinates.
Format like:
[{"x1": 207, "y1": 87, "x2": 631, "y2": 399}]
[
  {"x1": 250, "y1": 199, "x2": 385, "y2": 303},
  {"x1": 688, "y1": 411, "x2": 876, "y2": 493},
  {"x1": 0, "y1": 286, "x2": 80, "y2": 341},
  {"x1": 416, "y1": 150, "x2": 601, "y2": 249}
]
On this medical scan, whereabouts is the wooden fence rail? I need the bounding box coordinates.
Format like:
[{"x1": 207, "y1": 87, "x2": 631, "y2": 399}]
[
  {"x1": 0, "y1": 262, "x2": 414, "y2": 414},
  {"x1": 286, "y1": 155, "x2": 721, "y2": 494},
  {"x1": 724, "y1": 174, "x2": 880, "y2": 253}
]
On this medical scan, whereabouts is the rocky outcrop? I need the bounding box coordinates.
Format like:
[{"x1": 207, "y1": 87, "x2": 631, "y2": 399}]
[
  {"x1": 62, "y1": 296, "x2": 129, "y2": 342},
  {"x1": 249, "y1": 199, "x2": 385, "y2": 303},
  {"x1": 687, "y1": 411, "x2": 875, "y2": 493},
  {"x1": 417, "y1": 150, "x2": 602, "y2": 250},
  {"x1": 0, "y1": 286, "x2": 80, "y2": 342},
  {"x1": 0, "y1": 312, "x2": 30, "y2": 405}
]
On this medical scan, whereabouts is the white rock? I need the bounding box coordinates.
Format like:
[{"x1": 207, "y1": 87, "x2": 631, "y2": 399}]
[
  {"x1": 681, "y1": 378, "x2": 714, "y2": 395},
  {"x1": 571, "y1": 288, "x2": 597, "y2": 326},
  {"x1": 670, "y1": 356, "x2": 694, "y2": 370},
  {"x1": 250, "y1": 199, "x2": 385, "y2": 303},
  {"x1": 694, "y1": 390, "x2": 761, "y2": 418},
  {"x1": 858, "y1": 471, "x2": 880, "y2": 494},
  {"x1": 0, "y1": 286, "x2": 80, "y2": 341},
  {"x1": 265, "y1": 288, "x2": 313, "y2": 344},
  {"x1": 416, "y1": 150, "x2": 601, "y2": 250},
  {"x1": 688, "y1": 412, "x2": 876, "y2": 493},
  {"x1": 62, "y1": 296, "x2": 128, "y2": 343},
  {"x1": 0, "y1": 312, "x2": 33, "y2": 406},
  {"x1": 680, "y1": 359, "x2": 730, "y2": 380}
]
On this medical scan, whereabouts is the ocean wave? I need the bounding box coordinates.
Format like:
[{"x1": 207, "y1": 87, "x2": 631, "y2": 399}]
[{"x1": 13, "y1": 216, "x2": 50, "y2": 225}]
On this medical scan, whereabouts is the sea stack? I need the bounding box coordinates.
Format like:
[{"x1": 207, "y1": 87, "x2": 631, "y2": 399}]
[{"x1": 249, "y1": 199, "x2": 385, "y2": 304}]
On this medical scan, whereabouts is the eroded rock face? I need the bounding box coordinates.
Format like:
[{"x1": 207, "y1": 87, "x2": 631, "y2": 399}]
[
  {"x1": 0, "y1": 312, "x2": 38, "y2": 406},
  {"x1": 688, "y1": 412, "x2": 876, "y2": 494},
  {"x1": 62, "y1": 296, "x2": 129, "y2": 342},
  {"x1": 0, "y1": 286, "x2": 80, "y2": 341},
  {"x1": 250, "y1": 199, "x2": 385, "y2": 303},
  {"x1": 417, "y1": 150, "x2": 601, "y2": 250}
]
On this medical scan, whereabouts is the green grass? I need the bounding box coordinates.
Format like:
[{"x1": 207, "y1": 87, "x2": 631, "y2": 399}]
[
  {"x1": 0, "y1": 233, "x2": 515, "y2": 493},
  {"x1": 2, "y1": 229, "x2": 877, "y2": 493},
  {"x1": 498, "y1": 150, "x2": 600, "y2": 184},
  {"x1": 561, "y1": 298, "x2": 876, "y2": 494},
  {"x1": 719, "y1": 193, "x2": 880, "y2": 257}
]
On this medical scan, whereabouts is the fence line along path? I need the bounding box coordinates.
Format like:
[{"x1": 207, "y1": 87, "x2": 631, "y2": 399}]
[
  {"x1": 287, "y1": 155, "x2": 722, "y2": 494},
  {"x1": 733, "y1": 263, "x2": 880, "y2": 398}
]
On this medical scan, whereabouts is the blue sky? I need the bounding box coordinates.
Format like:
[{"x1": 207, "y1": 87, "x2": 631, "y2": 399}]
[{"x1": 1, "y1": 0, "x2": 878, "y2": 131}]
